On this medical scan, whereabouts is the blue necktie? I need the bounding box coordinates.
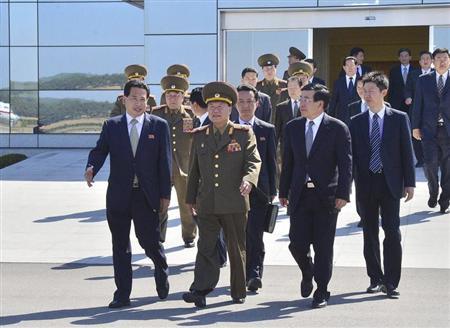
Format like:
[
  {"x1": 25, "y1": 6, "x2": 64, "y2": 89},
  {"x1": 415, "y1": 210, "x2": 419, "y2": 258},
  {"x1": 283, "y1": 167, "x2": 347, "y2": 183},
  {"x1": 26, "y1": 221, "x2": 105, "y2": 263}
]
[{"x1": 369, "y1": 113, "x2": 382, "y2": 173}]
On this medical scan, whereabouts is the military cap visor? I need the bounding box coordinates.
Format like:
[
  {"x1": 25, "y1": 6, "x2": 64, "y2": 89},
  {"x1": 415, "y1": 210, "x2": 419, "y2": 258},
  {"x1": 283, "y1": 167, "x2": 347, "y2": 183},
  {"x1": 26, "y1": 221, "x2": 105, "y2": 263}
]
[
  {"x1": 166, "y1": 64, "x2": 190, "y2": 79},
  {"x1": 203, "y1": 81, "x2": 238, "y2": 106},
  {"x1": 288, "y1": 61, "x2": 314, "y2": 78},
  {"x1": 288, "y1": 47, "x2": 306, "y2": 60},
  {"x1": 257, "y1": 54, "x2": 280, "y2": 67},
  {"x1": 125, "y1": 64, "x2": 147, "y2": 80},
  {"x1": 160, "y1": 75, "x2": 189, "y2": 93}
]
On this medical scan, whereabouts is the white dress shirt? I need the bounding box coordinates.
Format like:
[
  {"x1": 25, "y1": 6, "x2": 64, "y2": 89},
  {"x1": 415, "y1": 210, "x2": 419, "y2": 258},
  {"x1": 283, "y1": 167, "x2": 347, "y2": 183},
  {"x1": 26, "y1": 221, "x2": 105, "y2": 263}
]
[
  {"x1": 346, "y1": 75, "x2": 357, "y2": 89},
  {"x1": 291, "y1": 98, "x2": 300, "y2": 117},
  {"x1": 305, "y1": 112, "x2": 324, "y2": 142},
  {"x1": 126, "y1": 112, "x2": 144, "y2": 138},
  {"x1": 436, "y1": 70, "x2": 449, "y2": 86},
  {"x1": 199, "y1": 112, "x2": 209, "y2": 126},
  {"x1": 361, "y1": 100, "x2": 369, "y2": 113},
  {"x1": 239, "y1": 116, "x2": 256, "y2": 126},
  {"x1": 368, "y1": 106, "x2": 386, "y2": 137}
]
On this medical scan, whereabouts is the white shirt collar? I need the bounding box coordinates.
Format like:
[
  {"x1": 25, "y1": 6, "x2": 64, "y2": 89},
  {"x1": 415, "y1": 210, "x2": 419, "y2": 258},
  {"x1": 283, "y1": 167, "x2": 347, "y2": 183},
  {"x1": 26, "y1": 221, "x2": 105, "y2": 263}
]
[
  {"x1": 436, "y1": 70, "x2": 449, "y2": 80},
  {"x1": 239, "y1": 116, "x2": 255, "y2": 126},
  {"x1": 306, "y1": 112, "x2": 325, "y2": 126},
  {"x1": 401, "y1": 64, "x2": 410, "y2": 71},
  {"x1": 199, "y1": 112, "x2": 209, "y2": 125},
  {"x1": 368, "y1": 105, "x2": 386, "y2": 120},
  {"x1": 126, "y1": 112, "x2": 145, "y2": 125}
]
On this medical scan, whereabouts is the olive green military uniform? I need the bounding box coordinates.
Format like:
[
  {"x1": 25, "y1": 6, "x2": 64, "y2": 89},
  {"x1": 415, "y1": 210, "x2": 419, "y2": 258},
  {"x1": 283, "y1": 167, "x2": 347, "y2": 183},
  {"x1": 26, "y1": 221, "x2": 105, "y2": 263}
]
[
  {"x1": 109, "y1": 64, "x2": 157, "y2": 117},
  {"x1": 186, "y1": 82, "x2": 261, "y2": 301},
  {"x1": 255, "y1": 54, "x2": 288, "y2": 124},
  {"x1": 152, "y1": 75, "x2": 196, "y2": 243}
]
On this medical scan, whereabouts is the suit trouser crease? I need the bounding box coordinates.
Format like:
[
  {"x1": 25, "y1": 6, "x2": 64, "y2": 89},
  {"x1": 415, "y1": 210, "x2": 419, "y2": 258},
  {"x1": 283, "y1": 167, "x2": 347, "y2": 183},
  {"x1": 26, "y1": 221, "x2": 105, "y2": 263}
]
[{"x1": 108, "y1": 188, "x2": 168, "y2": 301}]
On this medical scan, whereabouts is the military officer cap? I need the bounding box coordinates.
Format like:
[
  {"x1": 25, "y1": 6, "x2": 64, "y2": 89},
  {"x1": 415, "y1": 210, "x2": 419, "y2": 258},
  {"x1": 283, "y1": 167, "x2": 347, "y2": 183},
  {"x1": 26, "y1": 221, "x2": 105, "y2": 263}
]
[
  {"x1": 288, "y1": 61, "x2": 314, "y2": 78},
  {"x1": 257, "y1": 54, "x2": 280, "y2": 67},
  {"x1": 166, "y1": 64, "x2": 190, "y2": 79},
  {"x1": 160, "y1": 75, "x2": 189, "y2": 93},
  {"x1": 124, "y1": 64, "x2": 147, "y2": 80},
  {"x1": 202, "y1": 81, "x2": 238, "y2": 106},
  {"x1": 288, "y1": 47, "x2": 306, "y2": 60}
]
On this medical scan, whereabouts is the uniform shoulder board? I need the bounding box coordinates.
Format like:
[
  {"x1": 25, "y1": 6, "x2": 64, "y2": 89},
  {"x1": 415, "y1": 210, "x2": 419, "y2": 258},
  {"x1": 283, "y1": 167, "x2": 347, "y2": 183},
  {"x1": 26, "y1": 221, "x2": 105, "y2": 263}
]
[
  {"x1": 184, "y1": 105, "x2": 193, "y2": 112},
  {"x1": 191, "y1": 125, "x2": 208, "y2": 133},
  {"x1": 233, "y1": 123, "x2": 250, "y2": 131},
  {"x1": 151, "y1": 104, "x2": 166, "y2": 112}
]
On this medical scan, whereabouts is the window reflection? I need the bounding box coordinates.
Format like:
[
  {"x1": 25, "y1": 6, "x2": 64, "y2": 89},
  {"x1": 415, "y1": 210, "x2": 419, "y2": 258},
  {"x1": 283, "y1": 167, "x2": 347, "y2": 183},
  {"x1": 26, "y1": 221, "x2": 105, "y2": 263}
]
[
  {"x1": 39, "y1": 90, "x2": 117, "y2": 133},
  {"x1": 433, "y1": 26, "x2": 450, "y2": 49},
  {"x1": 318, "y1": 0, "x2": 420, "y2": 5},
  {"x1": 10, "y1": 47, "x2": 38, "y2": 90},
  {"x1": 225, "y1": 30, "x2": 310, "y2": 86},
  {"x1": 10, "y1": 91, "x2": 38, "y2": 134},
  {"x1": 39, "y1": 2, "x2": 144, "y2": 46},
  {"x1": 39, "y1": 46, "x2": 144, "y2": 90},
  {"x1": 0, "y1": 3, "x2": 9, "y2": 47},
  {"x1": 0, "y1": 91, "x2": 10, "y2": 133},
  {"x1": 145, "y1": 35, "x2": 217, "y2": 84},
  {"x1": 0, "y1": 47, "x2": 9, "y2": 90},
  {"x1": 10, "y1": 3, "x2": 37, "y2": 46},
  {"x1": 218, "y1": 0, "x2": 315, "y2": 8}
]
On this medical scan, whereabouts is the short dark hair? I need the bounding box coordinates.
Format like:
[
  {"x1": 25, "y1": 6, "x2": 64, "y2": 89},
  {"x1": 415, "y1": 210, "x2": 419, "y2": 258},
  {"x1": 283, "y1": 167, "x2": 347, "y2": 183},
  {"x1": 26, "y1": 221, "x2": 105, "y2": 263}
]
[
  {"x1": 189, "y1": 87, "x2": 207, "y2": 108},
  {"x1": 241, "y1": 67, "x2": 258, "y2": 78},
  {"x1": 342, "y1": 56, "x2": 357, "y2": 66},
  {"x1": 236, "y1": 84, "x2": 259, "y2": 101},
  {"x1": 398, "y1": 48, "x2": 411, "y2": 56},
  {"x1": 124, "y1": 79, "x2": 149, "y2": 97},
  {"x1": 350, "y1": 47, "x2": 364, "y2": 57},
  {"x1": 432, "y1": 48, "x2": 450, "y2": 59},
  {"x1": 287, "y1": 75, "x2": 303, "y2": 87},
  {"x1": 301, "y1": 83, "x2": 330, "y2": 109},
  {"x1": 362, "y1": 71, "x2": 389, "y2": 92},
  {"x1": 304, "y1": 58, "x2": 317, "y2": 68},
  {"x1": 355, "y1": 75, "x2": 364, "y2": 85},
  {"x1": 419, "y1": 50, "x2": 432, "y2": 59}
]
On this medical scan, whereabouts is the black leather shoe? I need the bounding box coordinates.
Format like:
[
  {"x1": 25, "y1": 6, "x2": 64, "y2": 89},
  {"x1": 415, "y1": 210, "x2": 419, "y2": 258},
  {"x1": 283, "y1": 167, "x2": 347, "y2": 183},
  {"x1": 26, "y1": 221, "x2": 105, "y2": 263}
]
[
  {"x1": 366, "y1": 283, "x2": 382, "y2": 293},
  {"x1": 381, "y1": 285, "x2": 400, "y2": 299},
  {"x1": 428, "y1": 197, "x2": 438, "y2": 208},
  {"x1": 156, "y1": 280, "x2": 169, "y2": 299},
  {"x1": 247, "y1": 277, "x2": 262, "y2": 292},
  {"x1": 300, "y1": 277, "x2": 313, "y2": 298},
  {"x1": 108, "y1": 299, "x2": 130, "y2": 309},
  {"x1": 182, "y1": 291, "x2": 206, "y2": 308},
  {"x1": 439, "y1": 200, "x2": 449, "y2": 214},
  {"x1": 184, "y1": 240, "x2": 195, "y2": 248},
  {"x1": 154, "y1": 267, "x2": 169, "y2": 299},
  {"x1": 311, "y1": 292, "x2": 330, "y2": 309},
  {"x1": 232, "y1": 297, "x2": 246, "y2": 304}
]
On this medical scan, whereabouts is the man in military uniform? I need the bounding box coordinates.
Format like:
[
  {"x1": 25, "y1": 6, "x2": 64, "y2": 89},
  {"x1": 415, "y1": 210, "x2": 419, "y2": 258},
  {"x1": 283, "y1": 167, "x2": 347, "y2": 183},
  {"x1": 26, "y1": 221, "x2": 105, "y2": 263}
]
[
  {"x1": 283, "y1": 46, "x2": 307, "y2": 80},
  {"x1": 160, "y1": 64, "x2": 191, "y2": 106},
  {"x1": 110, "y1": 64, "x2": 157, "y2": 117},
  {"x1": 182, "y1": 82, "x2": 261, "y2": 307},
  {"x1": 256, "y1": 54, "x2": 288, "y2": 124},
  {"x1": 152, "y1": 75, "x2": 197, "y2": 247},
  {"x1": 287, "y1": 61, "x2": 314, "y2": 87}
]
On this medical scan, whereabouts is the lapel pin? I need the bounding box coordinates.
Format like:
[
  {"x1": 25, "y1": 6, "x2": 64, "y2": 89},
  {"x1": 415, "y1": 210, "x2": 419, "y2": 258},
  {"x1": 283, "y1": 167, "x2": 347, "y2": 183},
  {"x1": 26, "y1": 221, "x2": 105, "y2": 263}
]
[{"x1": 148, "y1": 134, "x2": 155, "y2": 139}]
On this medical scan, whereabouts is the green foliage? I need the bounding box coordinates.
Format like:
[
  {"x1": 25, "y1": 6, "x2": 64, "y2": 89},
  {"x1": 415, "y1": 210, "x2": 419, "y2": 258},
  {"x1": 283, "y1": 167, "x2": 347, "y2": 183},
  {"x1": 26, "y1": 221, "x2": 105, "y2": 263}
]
[{"x1": 0, "y1": 153, "x2": 27, "y2": 169}]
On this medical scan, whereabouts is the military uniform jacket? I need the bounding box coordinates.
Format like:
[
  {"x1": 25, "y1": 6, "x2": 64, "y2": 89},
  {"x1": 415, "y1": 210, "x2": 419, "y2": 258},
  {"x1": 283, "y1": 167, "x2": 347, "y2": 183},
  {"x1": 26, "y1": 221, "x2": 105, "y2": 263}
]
[
  {"x1": 256, "y1": 78, "x2": 288, "y2": 123},
  {"x1": 151, "y1": 104, "x2": 194, "y2": 175},
  {"x1": 186, "y1": 122, "x2": 261, "y2": 215},
  {"x1": 110, "y1": 95, "x2": 157, "y2": 117}
]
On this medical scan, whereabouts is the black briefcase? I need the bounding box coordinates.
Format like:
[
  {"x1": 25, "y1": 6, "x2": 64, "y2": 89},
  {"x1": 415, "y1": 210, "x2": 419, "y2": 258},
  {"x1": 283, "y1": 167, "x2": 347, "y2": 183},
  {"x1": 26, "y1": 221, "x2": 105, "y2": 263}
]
[{"x1": 264, "y1": 202, "x2": 279, "y2": 233}]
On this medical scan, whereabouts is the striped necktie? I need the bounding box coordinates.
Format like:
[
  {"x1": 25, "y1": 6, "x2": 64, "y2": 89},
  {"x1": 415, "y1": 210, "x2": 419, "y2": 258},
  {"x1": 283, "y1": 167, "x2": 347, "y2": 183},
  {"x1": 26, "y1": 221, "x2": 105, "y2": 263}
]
[{"x1": 369, "y1": 113, "x2": 382, "y2": 173}]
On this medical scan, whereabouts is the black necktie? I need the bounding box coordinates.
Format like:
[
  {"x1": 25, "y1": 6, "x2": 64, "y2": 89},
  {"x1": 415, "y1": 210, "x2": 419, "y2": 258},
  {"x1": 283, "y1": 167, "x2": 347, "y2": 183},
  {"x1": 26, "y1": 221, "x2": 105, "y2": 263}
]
[{"x1": 348, "y1": 77, "x2": 354, "y2": 95}]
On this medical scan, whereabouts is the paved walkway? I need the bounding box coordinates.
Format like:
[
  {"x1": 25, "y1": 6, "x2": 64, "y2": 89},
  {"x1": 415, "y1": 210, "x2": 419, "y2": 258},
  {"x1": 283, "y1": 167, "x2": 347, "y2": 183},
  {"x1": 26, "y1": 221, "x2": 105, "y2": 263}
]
[{"x1": 1, "y1": 150, "x2": 449, "y2": 327}]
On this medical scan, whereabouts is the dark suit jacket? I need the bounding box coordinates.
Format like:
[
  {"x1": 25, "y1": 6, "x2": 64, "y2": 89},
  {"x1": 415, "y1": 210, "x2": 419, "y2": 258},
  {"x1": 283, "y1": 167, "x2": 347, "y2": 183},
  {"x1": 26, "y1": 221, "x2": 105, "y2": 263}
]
[
  {"x1": 235, "y1": 118, "x2": 277, "y2": 199},
  {"x1": 275, "y1": 99, "x2": 300, "y2": 151},
  {"x1": 279, "y1": 114, "x2": 352, "y2": 213},
  {"x1": 328, "y1": 76, "x2": 359, "y2": 125},
  {"x1": 412, "y1": 71, "x2": 450, "y2": 140},
  {"x1": 311, "y1": 76, "x2": 326, "y2": 86},
  {"x1": 87, "y1": 113, "x2": 172, "y2": 212},
  {"x1": 405, "y1": 69, "x2": 434, "y2": 109},
  {"x1": 230, "y1": 92, "x2": 272, "y2": 123},
  {"x1": 350, "y1": 107, "x2": 415, "y2": 200},
  {"x1": 388, "y1": 64, "x2": 418, "y2": 113}
]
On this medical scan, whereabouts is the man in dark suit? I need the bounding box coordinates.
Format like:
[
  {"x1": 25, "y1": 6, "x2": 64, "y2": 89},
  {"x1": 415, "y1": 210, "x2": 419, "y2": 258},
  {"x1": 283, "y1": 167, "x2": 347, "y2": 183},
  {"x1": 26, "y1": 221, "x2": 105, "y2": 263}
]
[
  {"x1": 412, "y1": 48, "x2": 450, "y2": 214},
  {"x1": 279, "y1": 83, "x2": 352, "y2": 309},
  {"x1": 350, "y1": 71, "x2": 415, "y2": 298},
  {"x1": 305, "y1": 58, "x2": 326, "y2": 86},
  {"x1": 339, "y1": 47, "x2": 372, "y2": 78},
  {"x1": 388, "y1": 48, "x2": 419, "y2": 114},
  {"x1": 405, "y1": 50, "x2": 433, "y2": 167},
  {"x1": 190, "y1": 88, "x2": 227, "y2": 266},
  {"x1": 283, "y1": 46, "x2": 307, "y2": 80},
  {"x1": 275, "y1": 75, "x2": 302, "y2": 156},
  {"x1": 329, "y1": 56, "x2": 360, "y2": 125},
  {"x1": 235, "y1": 84, "x2": 277, "y2": 292},
  {"x1": 230, "y1": 67, "x2": 272, "y2": 123},
  {"x1": 85, "y1": 80, "x2": 172, "y2": 308}
]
